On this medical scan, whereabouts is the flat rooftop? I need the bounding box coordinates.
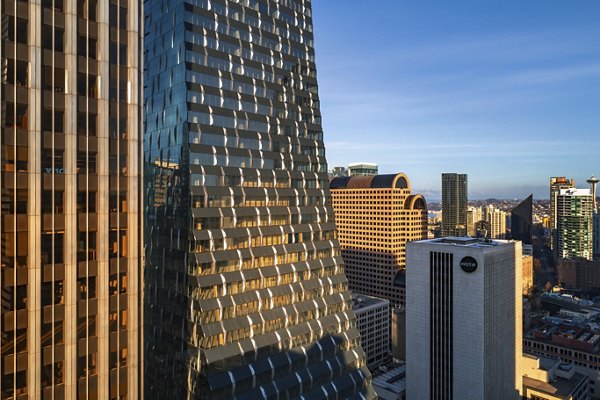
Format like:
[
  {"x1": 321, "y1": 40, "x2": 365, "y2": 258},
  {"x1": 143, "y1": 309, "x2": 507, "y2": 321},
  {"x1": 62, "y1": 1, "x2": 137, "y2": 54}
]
[
  {"x1": 418, "y1": 236, "x2": 513, "y2": 248},
  {"x1": 371, "y1": 363, "x2": 406, "y2": 395},
  {"x1": 352, "y1": 293, "x2": 390, "y2": 311},
  {"x1": 524, "y1": 372, "x2": 587, "y2": 397}
]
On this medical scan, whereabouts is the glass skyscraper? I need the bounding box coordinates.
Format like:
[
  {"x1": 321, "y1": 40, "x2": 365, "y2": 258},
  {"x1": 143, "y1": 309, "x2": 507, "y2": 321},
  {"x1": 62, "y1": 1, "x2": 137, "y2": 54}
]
[
  {"x1": 1, "y1": 1, "x2": 143, "y2": 398},
  {"x1": 144, "y1": 0, "x2": 375, "y2": 398},
  {"x1": 441, "y1": 173, "x2": 468, "y2": 237},
  {"x1": 511, "y1": 195, "x2": 533, "y2": 245}
]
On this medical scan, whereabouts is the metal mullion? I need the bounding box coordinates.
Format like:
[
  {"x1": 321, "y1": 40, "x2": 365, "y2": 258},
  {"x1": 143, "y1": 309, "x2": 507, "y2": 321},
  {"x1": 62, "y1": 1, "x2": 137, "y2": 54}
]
[
  {"x1": 85, "y1": 1, "x2": 91, "y2": 395},
  {"x1": 0, "y1": 0, "x2": 3, "y2": 392},
  {"x1": 12, "y1": 4, "x2": 17, "y2": 395},
  {"x1": 116, "y1": 2, "x2": 121, "y2": 390},
  {"x1": 51, "y1": 3, "x2": 56, "y2": 397}
]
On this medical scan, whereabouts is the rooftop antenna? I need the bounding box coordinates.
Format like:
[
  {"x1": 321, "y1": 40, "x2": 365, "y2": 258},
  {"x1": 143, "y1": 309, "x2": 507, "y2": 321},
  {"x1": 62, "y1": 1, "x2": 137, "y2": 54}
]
[{"x1": 587, "y1": 175, "x2": 599, "y2": 211}]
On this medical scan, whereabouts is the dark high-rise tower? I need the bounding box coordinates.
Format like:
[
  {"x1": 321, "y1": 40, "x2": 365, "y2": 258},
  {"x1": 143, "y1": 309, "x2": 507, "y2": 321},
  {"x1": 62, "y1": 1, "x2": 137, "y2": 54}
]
[
  {"x1": 1, "y1": 1, "x2": 144, "y2": 398},
  {"x1": 143, "y1": 1, "x2": 375, "y2": 398},
  {"x1": 441, "y1": 173, "x2": 468, "y2": 236},
  {"x1": 511, "y1": 195, "x2": 533, "y2": 245}
]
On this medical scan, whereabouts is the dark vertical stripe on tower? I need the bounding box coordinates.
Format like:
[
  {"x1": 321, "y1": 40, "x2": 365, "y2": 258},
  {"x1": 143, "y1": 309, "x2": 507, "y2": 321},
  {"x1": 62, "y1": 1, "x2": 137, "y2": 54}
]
[{"x1": 430, "y1": 251, "x2": 453, "y2": 400}]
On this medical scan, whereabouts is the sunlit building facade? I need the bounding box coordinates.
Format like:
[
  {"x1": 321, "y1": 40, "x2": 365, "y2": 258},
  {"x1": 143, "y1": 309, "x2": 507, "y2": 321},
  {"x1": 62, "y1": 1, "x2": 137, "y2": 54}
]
[
  {"x1": 330, "y1": 173, "x2": 428, "y2": 308},
  {"x1": 557, "y1": 189, "x2": 594, "y2": 261},
  {"x1": 1, "y1": 0, "x2": 143, "y2": 399},
  {"x1": 143, "y1": 0, "x2": 374, "y2": 398}
]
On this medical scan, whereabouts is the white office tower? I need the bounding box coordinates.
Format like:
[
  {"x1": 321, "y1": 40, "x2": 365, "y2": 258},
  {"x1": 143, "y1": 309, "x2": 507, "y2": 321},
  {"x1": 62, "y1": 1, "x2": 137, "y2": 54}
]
[{"x1": 406, "y1": 237, "x2": 522, "y2": 400}]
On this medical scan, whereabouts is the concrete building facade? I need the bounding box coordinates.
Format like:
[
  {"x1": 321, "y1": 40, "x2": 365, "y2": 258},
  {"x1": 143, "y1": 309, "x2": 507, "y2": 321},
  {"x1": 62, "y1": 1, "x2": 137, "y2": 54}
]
[
  {"x1": 441, "y1": 173, "x2": 467, "y2": 237},
  {"x1": 557, "y1": 189, "x2": 594, "y2": 261},
  {"x1": 330, "y1": 173, "x2": 428, "y2": 308},
  {"x1": 484, "y1": 204, "x2": 507, "y2": 239},
  {"x1": 467, "y1": 206, "x2": 482, "y2": 237},
  {"x1": 143, "y1": 0, "x2": 375, "y2": 398},
  {"x1": 551, "y1": 177, "x2": 575, "y2": 255},
  {"x1": 348, "y1": 162, "x2": 378, "y2": 177},
  {"x1": 521, "y1": 355, "x2": 588, "y2": 400},
  {"x1": 352, "y1": 294, "x2": 390, "y2": 369},
  {"x1": 406, "y1": 237, "x2": 522, "y2": 400},
  {"x1": 1, "y1": 1, "x2": 143, "y2": 399},
  {"x1": 594, "y1": 211, "x2": 600, "y2": 261}
]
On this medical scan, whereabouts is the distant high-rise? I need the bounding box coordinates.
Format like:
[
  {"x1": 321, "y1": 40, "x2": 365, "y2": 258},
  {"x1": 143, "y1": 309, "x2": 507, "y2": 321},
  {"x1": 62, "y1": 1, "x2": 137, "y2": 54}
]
[
  {"x1": 467, "y1": 206, "x2": 483, "y2": 237},
  {"x1": 511, "y1": 195, "x2": 533, "y2": 245},
  {"x1": 1, "y1": 1, "x2": 143, "y2": 398},
  {"x1": 330, "y1": 173, "x2": 428, "y2": 308},
  {"x1": 144, "y1": 1, "x2": 374, "y2": 398},
  {"x1": 484, "y1": 204, "x2": 507, "y2": 239},
  {"x1": 550, "y1": 177, "x2": 575, "y2": 254},
  {"x1": 557, "y1": 189, "x2": 594, "y2": 260},
  {"x1": 330, "y1": 165, "x2": 349, "y2": 177},
  {"x1": 588, "y1": 176, "x2": 599, "y2": 261},
  {"x1": 441, "y1": 173, "x2": 468, "y2": 236},
  {"x1": 406, "y1": 237, "x2": 522, "y2": 400},
  {"x1": 348, "y1": 162, "x2": 378, "y2": 176},
  {"x1": 594, "y1": 212, "x2": 600, "y2": 261}
]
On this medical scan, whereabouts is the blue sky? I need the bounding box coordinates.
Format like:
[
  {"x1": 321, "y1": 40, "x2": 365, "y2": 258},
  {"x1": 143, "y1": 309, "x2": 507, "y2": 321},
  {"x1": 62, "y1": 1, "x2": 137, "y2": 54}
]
[{"x1": 312, "y1": 1, "x2": 600, "y2": 200}]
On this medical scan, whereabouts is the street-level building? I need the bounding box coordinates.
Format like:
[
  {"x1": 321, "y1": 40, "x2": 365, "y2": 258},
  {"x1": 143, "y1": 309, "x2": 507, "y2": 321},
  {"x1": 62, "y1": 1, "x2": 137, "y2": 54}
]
[{"x1": 521, "y1": 355, "x2": 588, "y2": 400}]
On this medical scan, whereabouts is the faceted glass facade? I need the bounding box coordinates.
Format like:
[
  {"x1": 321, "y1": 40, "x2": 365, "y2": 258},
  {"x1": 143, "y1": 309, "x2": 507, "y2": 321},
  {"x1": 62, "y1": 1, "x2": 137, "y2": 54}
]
[
  {"x1": 143, "y1": 0, "x2": 374, "y2": 398},
  {"x1": 1, "y1": 0, "x2": 143, "y2": 399}
]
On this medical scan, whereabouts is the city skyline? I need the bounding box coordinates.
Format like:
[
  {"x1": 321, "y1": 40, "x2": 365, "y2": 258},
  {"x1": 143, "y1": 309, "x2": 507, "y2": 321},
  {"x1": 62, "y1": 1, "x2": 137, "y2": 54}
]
[{"x1": 313, "y1": 1, "x2": 600, "y2": 200}]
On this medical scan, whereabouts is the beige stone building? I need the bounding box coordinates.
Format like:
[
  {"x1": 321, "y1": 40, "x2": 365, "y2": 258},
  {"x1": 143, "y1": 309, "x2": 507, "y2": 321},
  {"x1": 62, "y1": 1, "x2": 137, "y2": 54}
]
[
  {"x1": 521, "y1": 355, "x2": 588, "y2": 400},
  {"x1": 1, "y1": 1, "x2": 143, "y2": 398},
  {"x1": 330, "y1": 173, "x2": 427, "y2": 307},
  {"x1": 523, "y1": 255, "x2": 534, "y2": 295}
]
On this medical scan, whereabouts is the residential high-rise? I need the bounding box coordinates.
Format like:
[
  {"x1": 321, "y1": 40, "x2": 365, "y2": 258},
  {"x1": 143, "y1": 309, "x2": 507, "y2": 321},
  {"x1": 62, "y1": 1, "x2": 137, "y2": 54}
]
[
  {"x1": 484, "y1": 204, "x2": 507, "y2": 239},
  {"x1": 143, "y1": 1, "x2": 375, "y2": 398},
  {"x1": 512, "y1": 195, "x2": 533, "y2": 245},
  {"x1": 348, "y1": 162, "x2": 378, "y2": 177},
  {"x1": 441, "y1": 173, "x2": 468, "y2": 237},
  {"x1": 550, "y1": 177, "x2": 575, "y2": 253},
  {"x1": 557, "y1": 189, "x2": 594, "y2": 260},
  {"x1": 330, "y1": 173, "x2": 428, "y2": 307},
  {"x1": 1, "y1": 1, "x2": 143, "y2": 399},
  {"x1": 406, "y1": 237, "x2": 522, "y2": 400},
  {"x1": 467, "y1": 206, "x2": 482, "y2": 237},
  {"x1": 588, "y1": 176, "x2": 599, "y2": 261},
  {"x1": 594, "y1": 212, "x2": 600, "y2": 261}
]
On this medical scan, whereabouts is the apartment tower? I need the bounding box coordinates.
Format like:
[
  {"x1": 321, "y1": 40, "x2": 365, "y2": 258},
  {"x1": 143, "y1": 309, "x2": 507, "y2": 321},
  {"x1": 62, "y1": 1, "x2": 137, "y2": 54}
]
[
  {"x1": 330, "y1": 173, "x2": 428, "y2": 308},
  {"x1": 550, "y1": 177, "x2": 574, "y2": 255},
  {"x1": 1, "y1": 1, "x2": 143, "y2": 399},
  {"x1": 406, "y1": 237, "x2": 522, "y2": 400},
  {"x1": 143, "y1": 0, "x2": 375, "y2": 398},
  {"x1": 557, "y1": 188, "x2": 594, "y2": 260},
  {"x1": 441, "y1": 173, "x2": 467, "y2": 237}
]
